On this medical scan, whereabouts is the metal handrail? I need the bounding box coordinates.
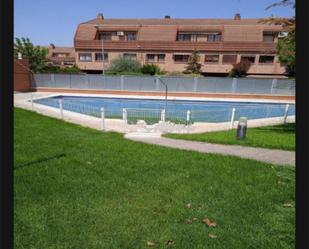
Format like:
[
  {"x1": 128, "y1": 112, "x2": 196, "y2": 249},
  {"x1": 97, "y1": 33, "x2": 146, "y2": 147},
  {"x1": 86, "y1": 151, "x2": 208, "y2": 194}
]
[{"x1": 157, "y1": 77, "x2": 168, "y2": 114}]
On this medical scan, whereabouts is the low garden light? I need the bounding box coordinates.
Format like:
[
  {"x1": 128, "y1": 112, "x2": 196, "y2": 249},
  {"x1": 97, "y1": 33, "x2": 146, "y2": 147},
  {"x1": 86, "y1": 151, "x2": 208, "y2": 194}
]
[{"x1": 236, "y1": 117, "x2": 247, "y2": 140}]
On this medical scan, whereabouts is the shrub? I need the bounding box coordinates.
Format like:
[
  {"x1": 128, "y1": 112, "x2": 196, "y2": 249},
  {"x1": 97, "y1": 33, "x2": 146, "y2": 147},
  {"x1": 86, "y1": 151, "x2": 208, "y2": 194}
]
[
  {"x1": 164, "y1": 71, "x2": 201, "y2": 77},
  {"x1": 229, "y1": 59, "x2": 251, "y2": 77},
  {"x1": 141, "y1": 64, "x2": 161, "y2": 75},
  {"x1": 40, "y1": 65, "x2": 81, "y2": 73},
  {"x1": 109, "y1": 57, "x2": 141, "y2": 73},
  {"x1": 105, "y1": 70, "x2": 144, "y2": 76}
]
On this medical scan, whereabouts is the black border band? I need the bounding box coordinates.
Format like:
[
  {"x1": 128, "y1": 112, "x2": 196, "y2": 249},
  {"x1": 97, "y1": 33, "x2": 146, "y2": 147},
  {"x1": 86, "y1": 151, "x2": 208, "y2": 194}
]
[
  {"x1": 0, "y1": 0, "x2": 13, "y2": 249},
  {"x1": 296, "y1": 0, "x2": 309, "y2": 248}
]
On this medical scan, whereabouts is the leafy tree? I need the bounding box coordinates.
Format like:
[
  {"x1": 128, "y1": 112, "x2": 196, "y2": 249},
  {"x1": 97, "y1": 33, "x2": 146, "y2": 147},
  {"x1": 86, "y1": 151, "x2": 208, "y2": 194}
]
[
  {"x1": 277, "y1": 33, "x2": 295, "y2": 76},
  {"x1": 184, "y1": 50, "x2": 202, "y2": 74},
  {"x1": 259, "y1": 0, "x2": 295, "y2": 76},
  {"x1": 229, "y1": 59, "x2": 251, "y2": 78},
  {"x1": 14, "y1": 37, "x2": 48, "y2": 72},
  {"x1": 141, "y1": 64, "x2": 161, "y2": 75},
  {"x1": 109, "y1": 56, "x2": 141, "y2": 74},
  {"x1": 266, "y1": 0, "x2": 295, "y2": 9}
]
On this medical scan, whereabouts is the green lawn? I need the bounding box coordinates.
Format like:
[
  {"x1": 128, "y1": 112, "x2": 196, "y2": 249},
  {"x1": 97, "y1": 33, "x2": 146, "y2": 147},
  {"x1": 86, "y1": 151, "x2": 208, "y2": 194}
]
[
  {"x1": 14, "y1": 108, "x2": 295, "y2": 249},
  {"x1": 164, "y1": 123, "x2": 295, "y2": 151}
]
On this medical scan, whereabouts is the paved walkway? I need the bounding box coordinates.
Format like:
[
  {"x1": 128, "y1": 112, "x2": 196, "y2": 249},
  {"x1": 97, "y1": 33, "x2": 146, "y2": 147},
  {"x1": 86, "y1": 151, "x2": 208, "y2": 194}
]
[{"x1": 125, "y1": 133, "x2": 295, "y2": 166}]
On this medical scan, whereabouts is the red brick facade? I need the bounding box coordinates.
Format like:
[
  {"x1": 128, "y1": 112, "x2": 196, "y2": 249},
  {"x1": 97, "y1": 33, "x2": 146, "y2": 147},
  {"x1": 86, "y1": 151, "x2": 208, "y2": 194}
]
[{"x1": 14, "y1": 59, "x2": 31, "y2": 92}]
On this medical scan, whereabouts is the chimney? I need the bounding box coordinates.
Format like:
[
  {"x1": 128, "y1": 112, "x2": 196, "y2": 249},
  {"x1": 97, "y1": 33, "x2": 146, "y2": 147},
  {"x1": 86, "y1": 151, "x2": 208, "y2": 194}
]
[
  {"x1": 164, "y1": 15, "x2": 171, "y2": 19},
  {"x1": 234, "y1": 13, "x2": 241, "y2": 20},
  {"x1": 97, "y1": 13, "x2": 104, "y2": 20}
]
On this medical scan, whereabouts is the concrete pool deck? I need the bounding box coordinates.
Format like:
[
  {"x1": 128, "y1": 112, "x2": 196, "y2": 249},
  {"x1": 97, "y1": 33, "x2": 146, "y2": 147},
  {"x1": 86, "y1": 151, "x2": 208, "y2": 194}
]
[{"x1": 34, "y1": 87, "x2": 295, "y2": 102}]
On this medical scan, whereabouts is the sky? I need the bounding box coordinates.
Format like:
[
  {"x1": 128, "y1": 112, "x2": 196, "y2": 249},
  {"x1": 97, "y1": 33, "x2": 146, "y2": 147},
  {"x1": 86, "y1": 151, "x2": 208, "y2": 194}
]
[{"x1": 14, "y1": 0, "x2": 294, "y2": 47}]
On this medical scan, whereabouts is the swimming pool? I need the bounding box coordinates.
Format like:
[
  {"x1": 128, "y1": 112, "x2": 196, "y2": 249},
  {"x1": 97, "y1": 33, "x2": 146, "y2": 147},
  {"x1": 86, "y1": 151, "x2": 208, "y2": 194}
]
[{"x1": 34, "y1": 96, "x2": 295, "y2": 124}]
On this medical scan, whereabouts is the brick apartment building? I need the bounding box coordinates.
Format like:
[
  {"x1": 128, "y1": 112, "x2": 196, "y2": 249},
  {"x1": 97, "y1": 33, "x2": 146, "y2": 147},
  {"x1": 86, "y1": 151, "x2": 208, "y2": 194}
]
[
  {"x1": 74, "y1": 13, "x2": 288, "y2": 77},
  {"x1": 46, "y1": 44, "x2": 76, "y2": 67}
]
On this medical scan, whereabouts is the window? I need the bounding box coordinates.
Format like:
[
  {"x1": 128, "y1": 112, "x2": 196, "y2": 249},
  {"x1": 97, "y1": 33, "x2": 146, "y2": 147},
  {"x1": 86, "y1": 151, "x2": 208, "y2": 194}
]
[
  {"x1": 79, "y1": 53, "x2": 92, "y2": 62},
  {"x1": 222, "y1": 55, "x2": 237, "y2": 64},
  {"x1": 177, "y1": 32, "x2": 221, "y2": 42},
  {"x1": 205, "y1": 54, "x2": 219, "y2": 64},
  {"x1": 146, "y1": 54, "x2": 155, "y2": 63},
  {"x1": 259, "y1": 55, "x2": 275, "y2": 64},
  {"x1": 174, "y1": 54, "x2": 190, "y2": 63},
  {"x1": 95, "y1": 53, "x2": 108, "y2": 61},
  {"x1": 123, "y1": 53, "x2": 137, "y2": 60},
  {"x1": 146, "y1": 54, "x2": 166, "y2": 63},
  {"x1": 263, "y1": 32, "x2": 276, "y2": 42},
  {"x1": 177, "y1": 34, "x2": 192, "y2": 41},
  {"x1": 206, "y1": 33, "x2": 221, "y2": 42},
  {"x1": 157, "y1": 54, "x2": 165, "y2": 63},
  {"x1": 241, "y1": 56, "x2": 256, "y2": 64},
  {"x1": 99, "y1": 32, "x2": 115, "y2": 40},
  {"x1": 126, "y1": 32, "x2": 137, "y2": 41}
]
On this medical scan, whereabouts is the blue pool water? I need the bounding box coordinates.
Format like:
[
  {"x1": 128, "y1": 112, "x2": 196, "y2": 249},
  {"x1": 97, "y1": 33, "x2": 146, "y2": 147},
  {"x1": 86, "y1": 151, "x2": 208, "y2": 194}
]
[{"x1": 34, "y1": 95, "x2": 295, "y2": 124}]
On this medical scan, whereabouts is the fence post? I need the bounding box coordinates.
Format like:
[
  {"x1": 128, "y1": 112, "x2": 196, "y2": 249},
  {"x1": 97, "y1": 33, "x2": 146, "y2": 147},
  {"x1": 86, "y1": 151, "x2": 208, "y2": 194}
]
[
  {"x1": 186, "y1": 110, "x2": 191, "y2": 123},
  {"x1": 30, "y1": 94, "x2": 34, "y2": 110},
  {"x1": 69, "y1": 73, "x2": 72, "y2": 88},
  {"x1": 155, "y1": 76, "x2": 160, "y2": 91},
  {"x1": 271, "y1": 79, "x2": 278, "y2": 95},
  {"x1": 283, "y1": 104, "x2": 290, "y2": 124},
  {"x1": 59, "y1": 99, "x2": 63, "y2": 119},
  {"x1": 86, "y1": 74, "x2": 90, "y2": 88},
  {"x1": 193, "y1": 77, "x2": 198, "y2": 92},
  {"x1": 51, "y1": 74, "x2": 55, "y2": 87},
  {"x1": 122, "y1": 108, "x2": 127, "y2": 123},
  {"x1": 161, "y1": 109, "x2": 166, "y2": 122},
  {"x1": 121, "y1": 75, "x2": 124, "y2": 90},
  {"x1": 230, "y1": 108, "x2": 236, "y2": 129},
  {"x1": 232, "y1": 78, "x2": 237, "y2": 93},
  {"x1": 101, "y1": 107, "x2": 105, "y2": 130}
]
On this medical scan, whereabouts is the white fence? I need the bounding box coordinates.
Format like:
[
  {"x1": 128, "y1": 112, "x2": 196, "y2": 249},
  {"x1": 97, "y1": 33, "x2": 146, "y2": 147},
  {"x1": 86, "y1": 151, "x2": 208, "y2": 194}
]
[
  {"x1": 31, "y1": 73, "x2": 295, "y2": 96},
  {"x1": 32, "y1": 96, "x2": 295, "y2": 127}
]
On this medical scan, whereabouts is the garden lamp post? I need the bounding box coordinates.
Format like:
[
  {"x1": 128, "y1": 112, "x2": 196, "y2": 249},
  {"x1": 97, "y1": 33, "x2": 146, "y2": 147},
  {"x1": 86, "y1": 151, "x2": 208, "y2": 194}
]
[{"x1": 94, "y1": 24, "x2": 105, "y2": 76}]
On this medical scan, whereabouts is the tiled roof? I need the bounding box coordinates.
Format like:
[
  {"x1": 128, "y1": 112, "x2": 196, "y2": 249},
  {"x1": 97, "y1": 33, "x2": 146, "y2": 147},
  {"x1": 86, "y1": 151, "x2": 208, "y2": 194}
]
[
  {"x1": 75, "y1": 18, "x2": 283, "y2": 42},
  {"x1": 46, "y1": 46, "x2": 76, "y2": 58},
  {"x1": 138, "y1": 25, "x2": 177, "y2": 41},
  {"x1": 83, "y1": 18, "x2": 263, "y2": 25}
]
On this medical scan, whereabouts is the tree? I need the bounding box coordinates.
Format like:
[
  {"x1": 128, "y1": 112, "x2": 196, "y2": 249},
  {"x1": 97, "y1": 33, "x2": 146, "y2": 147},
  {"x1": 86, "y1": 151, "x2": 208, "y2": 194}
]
[
  {"x1": 184, "y1": 50, "x2": 202, "y2": 74},
  {"x1": 109, "y1": 56, "x2": 141, "y2": 74},
  {"x1": 229, "y1": 60, "x2": 251, "y2": 78},
  {"x1": 266, "y1": 0, "x2": 295, "y2": 9},
  {"x1": 277, "y1": 33, "x2": 295, "y2": 76},
  {"x1": 14, "y1": 37, "x2": 49, "y2": 72},
  {"x1": 259, "y1": 0, "x2": 295, "y2": 76}
]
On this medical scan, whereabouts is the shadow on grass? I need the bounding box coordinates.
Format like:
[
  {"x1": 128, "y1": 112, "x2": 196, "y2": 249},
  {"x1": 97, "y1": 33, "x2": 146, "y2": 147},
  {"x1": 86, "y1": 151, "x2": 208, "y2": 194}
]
[
  {"x1": 255, "y1": 123, "x2": 295, "y2": 134},
  {"x1": 15, "y1": 153, "x2": 66, "y2": 169}
]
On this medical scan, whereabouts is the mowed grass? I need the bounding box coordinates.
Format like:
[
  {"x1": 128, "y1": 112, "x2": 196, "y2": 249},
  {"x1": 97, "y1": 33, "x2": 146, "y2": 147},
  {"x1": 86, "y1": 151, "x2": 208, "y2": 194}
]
[
  {"x1": 14, "y1": 108, "x2": 295, "y2": 249},
  {"x1": 165, "y1": 123, "x2": 295, "y2": 151}
]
